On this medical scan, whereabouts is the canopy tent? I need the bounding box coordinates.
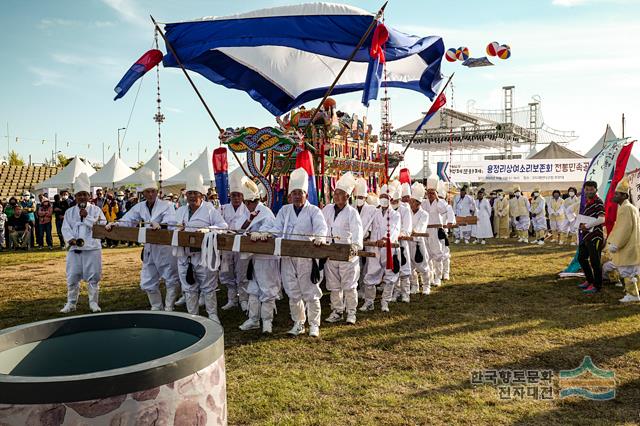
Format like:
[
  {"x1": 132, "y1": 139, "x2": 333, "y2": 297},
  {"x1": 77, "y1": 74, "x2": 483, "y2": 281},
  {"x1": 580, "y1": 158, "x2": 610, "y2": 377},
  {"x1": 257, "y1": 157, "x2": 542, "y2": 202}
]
[
  {"x1": 116, "y1": 150, "x2": 180, "y2": 187},
  {"x1": 89, "y1": 154, "x2": 134, "y2": 188},
  {"x1": 528, "y1": 142, "x2": 584, "y2": 160},
  {"x1": 161, "y1": 3, "x2": 445, "y2": 116},
  {"x1": 584, "y1": 125, "x2": 640, "y2": 171},
  {"x1": 163, "y1": 148, "x2": 215, "y2": 187},
  {"x1": 35, "y1": 157, "x2": 96, "y2": 191}
]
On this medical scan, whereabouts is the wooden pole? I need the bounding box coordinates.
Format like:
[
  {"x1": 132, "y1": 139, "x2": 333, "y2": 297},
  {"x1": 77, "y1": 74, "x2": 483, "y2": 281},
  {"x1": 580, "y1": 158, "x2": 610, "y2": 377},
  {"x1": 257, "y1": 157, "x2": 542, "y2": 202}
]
[
  {"x1": 150, "y1": 15, "x2": 251, "y2": 179},
  {"x1": 389, "y1": 73, "x2": 455, "y2": 178}
]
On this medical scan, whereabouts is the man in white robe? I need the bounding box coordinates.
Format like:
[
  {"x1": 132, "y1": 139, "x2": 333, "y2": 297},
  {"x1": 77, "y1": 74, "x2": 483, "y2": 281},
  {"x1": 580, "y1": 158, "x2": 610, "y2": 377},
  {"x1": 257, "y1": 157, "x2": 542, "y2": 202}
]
[
  {"x1": 268, "y1": 167, "x2": 328, "y2": 338},
  {"x1": 512, "y1": 186, "x2": 531, "y2": 243},
  {"x1": 106, "y1": 169, "x2": 179, "y2": 311},
  {"x1": 322, "y1": 172, "x2": 363, "y2": 324},
  {"x1": 175, "y1": 173, "x2": 228, "y2": 322},
  {"x1": 219, "y1": 174, "x2": 251, "y2": 311},
  {"x1": 453, "y1": 186, "x2": 475, "y2": 244},
  {"x1": 238, "y1": 177, "x2": 281, "y2": 334},
  {"x1": 422, "y1": 187, "x2": 448, "y2": 287},
  {"x1": 472, "y1": 189, "x2": 493, "y2": 244},
  {"x1": 60, "y1": 173, "x2": 106, "y2": 313},
  {"x1": 354, "y1": 178, "x2": 377, "y2": 298},
  {"x1": 408, "y1": 183, "x2": 431, "y2": 296},
  {"x1": 440, "y1": 188, "x2": 455, "y2": 282},
  {"x1": 392, "y1": 181, "x2": 413, "y2": 302},
  {"x1": 529, "y1": 187, "x2": 547, "y2": 245},
  {"x1": 361, "y1": 184, "x2": 401, "y2": 312}
]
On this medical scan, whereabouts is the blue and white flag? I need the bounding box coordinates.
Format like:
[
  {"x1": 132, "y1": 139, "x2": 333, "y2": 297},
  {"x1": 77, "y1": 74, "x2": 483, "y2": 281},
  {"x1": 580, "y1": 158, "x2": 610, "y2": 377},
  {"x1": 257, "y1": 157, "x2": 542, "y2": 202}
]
[{"x1": 162, "y1": 3, "x2": 445, "y2": 116}]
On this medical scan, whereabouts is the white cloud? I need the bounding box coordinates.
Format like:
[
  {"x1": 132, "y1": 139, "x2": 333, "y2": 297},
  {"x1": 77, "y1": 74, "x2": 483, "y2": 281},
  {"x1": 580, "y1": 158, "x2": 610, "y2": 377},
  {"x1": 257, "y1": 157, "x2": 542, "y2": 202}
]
[
  {"x1": 28, "y1": 67, "x2": 65, "y2": 87},
  {"x1": 100, "y1": 0, "x2": 148, "y2": 28}
]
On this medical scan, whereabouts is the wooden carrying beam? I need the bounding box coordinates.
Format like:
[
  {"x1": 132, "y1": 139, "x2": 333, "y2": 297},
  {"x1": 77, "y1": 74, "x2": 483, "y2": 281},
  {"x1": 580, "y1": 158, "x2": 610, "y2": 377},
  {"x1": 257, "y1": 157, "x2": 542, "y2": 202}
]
[{"x1": 93, "y1": 225, "x2": 374, "y2": 261}]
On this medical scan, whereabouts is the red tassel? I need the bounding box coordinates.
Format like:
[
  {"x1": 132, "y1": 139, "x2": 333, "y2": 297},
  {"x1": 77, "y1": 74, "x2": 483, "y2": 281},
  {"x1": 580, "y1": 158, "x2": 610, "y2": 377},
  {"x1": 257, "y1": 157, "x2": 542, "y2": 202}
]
[
  {"x1": 399, "y1": 168, "x2": 411, "y2": 185},
  {"x1": 385, "y1": 238, "x2": 393, "y2": 270},
  {"x1": 212, "y1": 147, "x2": 228, "y2": 173}
]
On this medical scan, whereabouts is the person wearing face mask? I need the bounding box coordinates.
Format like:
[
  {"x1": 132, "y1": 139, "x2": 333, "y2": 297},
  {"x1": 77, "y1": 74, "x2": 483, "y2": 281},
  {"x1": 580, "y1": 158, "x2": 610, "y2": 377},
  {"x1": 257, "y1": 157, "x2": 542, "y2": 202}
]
[
  {"x1": 390, "y1": 181, "x2": 413, "y2": 303},
  {"x1": 563, "y1": 187, "x2": 580, "y2": 245},
  {"x1": 322, "y1": 172, "x2": 363, "y2": 324},
  {"x1": 511, "y1": 186, "x2": 531, "y2": 243},
  {"x1": 422, "y1": 186, "x2": 448, "y2": 288},
  {"x1": 440, "y1": 189, "x2": 455, "y2": 282},
  {"x1": 529, "y1": 187, "x2": 547, "y2": 245},
  {"x1": 361, "y1": 183, "x2": 401, "y2": 313},
  {"x1": 36, "y1": 196, "x2": 54, "y2": 249},
  {"x1": 453, "y1": 186, "x2": 475, "y2": 244},
  {"x1": 219, "y1": 173, "x2": 250, "y2": 312},
  {"x1": 408, "y1": 183, "x2": 431, "y2": 295},
  {"x1": 493, "y1": 191, "x2": 510, "y2": 239},
  {"x1": 239, "y1": 177, "x2": 281, "y2": 334},
  {"x1": 20, "y1": 192, "x2": 36, "y2": 248},
  {"x1": 115, "y1": 191, "x2": 126, "y2": 219},
  {"x1": 547, "y1": 189, "x2": 567, "y2": 244},
  {"x1": 472, "y1": 189, "x2": 493, "y2": 245},
  {"x1": 353, "y1": 178, "x2": 377, "y2": 298}
]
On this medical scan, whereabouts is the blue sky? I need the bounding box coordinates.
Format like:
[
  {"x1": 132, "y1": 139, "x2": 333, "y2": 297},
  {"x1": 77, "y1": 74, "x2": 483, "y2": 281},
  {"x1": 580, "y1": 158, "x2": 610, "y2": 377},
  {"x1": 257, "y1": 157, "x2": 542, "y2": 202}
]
[{"x1": 1, "y1": 0, "x2": 639, "y2": 169}]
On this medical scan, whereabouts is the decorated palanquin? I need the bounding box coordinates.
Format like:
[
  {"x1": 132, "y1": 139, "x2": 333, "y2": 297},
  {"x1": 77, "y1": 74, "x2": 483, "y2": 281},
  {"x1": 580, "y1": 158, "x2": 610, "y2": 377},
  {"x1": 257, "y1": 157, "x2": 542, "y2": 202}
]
[{"x1": 219, "y1": 98, "x2": 395, "y2": 211}]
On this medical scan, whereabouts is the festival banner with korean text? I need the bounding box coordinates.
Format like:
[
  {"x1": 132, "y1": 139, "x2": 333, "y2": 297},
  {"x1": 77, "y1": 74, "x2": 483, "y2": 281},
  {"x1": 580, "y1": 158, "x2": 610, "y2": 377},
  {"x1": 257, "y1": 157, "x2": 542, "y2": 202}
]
[{"x1": 438, "y1": 158, "x2": 592, "y2": 183}]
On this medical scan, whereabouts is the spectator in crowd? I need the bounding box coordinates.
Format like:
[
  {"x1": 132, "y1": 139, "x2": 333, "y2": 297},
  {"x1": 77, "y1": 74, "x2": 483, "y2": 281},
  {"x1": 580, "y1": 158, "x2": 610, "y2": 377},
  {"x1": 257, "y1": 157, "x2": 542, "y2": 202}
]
[
  {"x1": 0, "y1": 203, "x2": 7, "y2": 250},
  {"x1": 177, "y1": 188, "x2": 187, "y2": 207},
  {"x1": 20, "y1": 191, "x2": 36, "y2": 247},
  {"x1": 115, "y1": 191, "x2": 126, "y2": 219},
  {"x1": 36, "y1": 196, "x2": 54, "y2": 249},
  {"x1": 3, "y1": 197, "x2": 18, "y2": 249},
  {"x1": 60, "y1": 189, "x2": 75, "y2": 207},
  {"x1": 7, "y1": 205, "x2": 31, "y2": 250},
  {"x1": 93, "y1": 188, "x2": 106, "y2": 209},
  {"x1": 102, "y1": 193, "x2": 119, "y2": 248},
  {"x1": 52, "y1": 194, "x2": 68, "y2": 248},
  {"x1": 125, "y1": 194, "x2": 139, "y2": 247}
]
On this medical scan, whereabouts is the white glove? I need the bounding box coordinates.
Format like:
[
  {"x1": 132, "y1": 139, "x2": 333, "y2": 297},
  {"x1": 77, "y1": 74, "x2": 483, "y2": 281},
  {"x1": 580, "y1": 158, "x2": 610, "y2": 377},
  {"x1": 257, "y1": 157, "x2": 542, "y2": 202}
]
[
  {"x1": 259, "y1": 232, "x2": 270, "y2": 241},
  {"x1": 313, "y1": 237, "x2": 325, "y2": 246},
  {"x1": 150, "y1": 221, "x2": 161, "y2": 230},
  {"x1": 198, "y1": 228, "x2": 210, "y2": 233},
  {"x1": 250, "y1": 232, "x2": 262, "y2": 242},
  {"x1": 105, "y1": 222, "x2": 116, "y2": 231},
  {"x1": 608, "y1": 243, "x2": 618, "y2": 253}
]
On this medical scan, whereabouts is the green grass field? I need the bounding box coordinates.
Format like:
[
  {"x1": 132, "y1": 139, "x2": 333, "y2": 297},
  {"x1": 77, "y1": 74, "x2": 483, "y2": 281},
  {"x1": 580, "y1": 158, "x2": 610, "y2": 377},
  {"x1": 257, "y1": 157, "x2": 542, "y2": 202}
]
[{"x1": 1, "y1": 241, "x2": 639, "y2": 425}]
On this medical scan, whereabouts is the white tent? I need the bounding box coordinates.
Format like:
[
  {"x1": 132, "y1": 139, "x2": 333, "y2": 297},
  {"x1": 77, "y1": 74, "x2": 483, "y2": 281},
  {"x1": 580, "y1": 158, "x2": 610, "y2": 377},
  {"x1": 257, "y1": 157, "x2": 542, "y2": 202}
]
[
  {"x1": 89, "y1": 154, "x2": 134, "y2": 188},
  {"x1": 116, "y1": 150, "x2": 180, "y2": 187},
  {"x1": 164, "y1": 148, "x2": 215, "y2": 187},
  {"x1": 35, "y1": 156, "x2": 96, "y2": 191}
]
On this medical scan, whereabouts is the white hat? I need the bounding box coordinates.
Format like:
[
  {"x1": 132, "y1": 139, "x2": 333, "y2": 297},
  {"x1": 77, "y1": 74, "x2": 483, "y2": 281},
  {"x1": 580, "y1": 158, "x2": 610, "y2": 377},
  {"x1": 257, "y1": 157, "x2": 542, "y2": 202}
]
[
  {"x1": 186, "y1": 173, "x2": 207, "y2": 194},
  {"x1": 335, "y1": 172, "x2": 357, "y2": 195},
  {"x1": 366, "y1": 193, "x2": 379, "y2": 206},
  {"x1": 411, "y1": 182, "x2": 425, "y2": 201},
  {"x1": 241, "y1": 176, "x2": 260, "y2": 201},
  {"x1": 74, "y1": 172, "x2": 91, "y2": 194},
  {"x1": 388, "y1": 180, "x2": 402, "y2": 200},
  {"x1": 258, "y1": 182, "x2": 268, "y2": 199},
  {"x1": 229, "y1": 170, "x2": 244, "y2": 194},
  {"x1": 288, "y1": 167, "x2": 309, "y2": 194},
  {"x1": 138, "y1": 168, "x2": 157, "y2": 191},
  {"x1": 378, "y1": 184, "x2": 389, "y2": 197},
  {"x1": 354, "y1": 177, "x2": 368, "y2": 197},
  {"x1": 426, "y1": 177, "x2": 438, "y2": 190},
  {"x1": 401, "y1": 182, "x2": 411, "y2": 198}
]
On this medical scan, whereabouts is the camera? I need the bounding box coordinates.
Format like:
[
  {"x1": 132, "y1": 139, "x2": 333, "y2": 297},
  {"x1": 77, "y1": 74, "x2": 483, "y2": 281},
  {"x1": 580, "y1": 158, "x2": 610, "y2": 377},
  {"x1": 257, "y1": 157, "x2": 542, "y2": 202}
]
[{"x1": 75, "y1": 239, "x2": 85, "y2": 247}]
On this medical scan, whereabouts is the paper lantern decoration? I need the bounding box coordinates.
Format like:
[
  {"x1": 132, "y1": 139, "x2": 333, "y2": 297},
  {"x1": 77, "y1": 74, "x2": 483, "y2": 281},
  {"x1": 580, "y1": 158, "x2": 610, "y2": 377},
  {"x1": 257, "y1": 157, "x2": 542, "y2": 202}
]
[
  {"x1": 445, "y1": 48, "x2": 457, "y2": 62},
  {"x1": 497, "y1": 44, "x2": 511, "y2": 59},
  {"x1": 486, "y1": 41, "x2": 500, "y2": 57},
  {"x1": 456, "y1": 47, "x2": 470, "y2": 61}
]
